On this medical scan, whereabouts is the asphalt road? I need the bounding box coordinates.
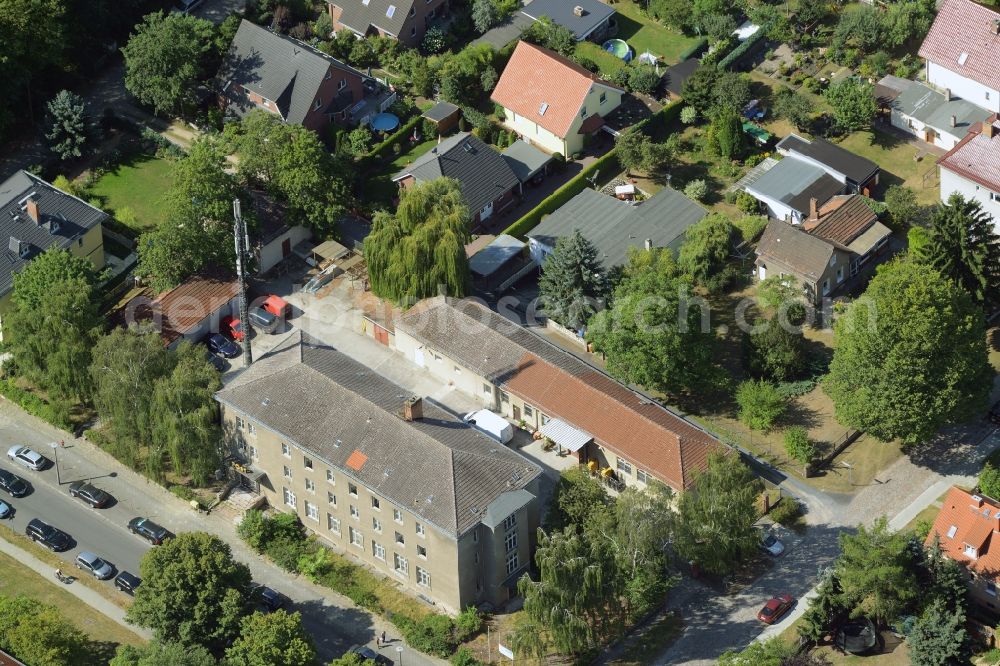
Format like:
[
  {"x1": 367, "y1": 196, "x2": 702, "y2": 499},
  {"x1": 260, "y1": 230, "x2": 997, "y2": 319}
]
[{"x1": 0, "y1": 450, "x2": 151, "y2": 587}]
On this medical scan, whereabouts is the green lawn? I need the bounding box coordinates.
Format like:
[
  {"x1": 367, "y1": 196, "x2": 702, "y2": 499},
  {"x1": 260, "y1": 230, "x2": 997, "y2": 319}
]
[
  {"x1": 612, "y1": 0, "x2": 701, "y2": 63},
  {"x1": 363, "y1": 137, "x2": 440, "y2": 211},
  {"x1": 87, "y1": 151, "x2": 175, "y2": 232},
  {"x1": 0, "y1": 548, "x2": 144, "y2": 649},
  {"x1": 836, "y1": 130, "x2": 942, "y2": 205}
]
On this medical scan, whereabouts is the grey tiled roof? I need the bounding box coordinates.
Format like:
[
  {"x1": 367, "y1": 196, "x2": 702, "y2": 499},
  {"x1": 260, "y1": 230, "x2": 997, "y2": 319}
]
[
  {"x1": 746, "y1": 158, "x2": 844, "y2": 215},
  {"x1": 777, "y1": 134, "x2": 880, "y2": 185},
  {"x1": 218, "y1": 20, "x2": 363, "y2": 124},
  {"x1": 520, "y1": 0, "x2": 615, "y2": 39},
  {"x1": 336, "y1": 0, "x2": 414, "y2": 37},
  {"x1": 215, "y1": 331, "x2": 541, "y2": 537},
  {"x1": 892, "y1": 81, "x2": 991, "y2": 138},
  {"x1": 393, "y1": 133, "x2": 520, "y2": 216},
  {"x1": 0, "y1": 170, "x2": 107, "y2": 298},
  {"x1": 755, "y1": 218, "x2": 833, "y2": 281},
  {"x1": 527, "y1": 187, "x2": 707, "y2": 268}
]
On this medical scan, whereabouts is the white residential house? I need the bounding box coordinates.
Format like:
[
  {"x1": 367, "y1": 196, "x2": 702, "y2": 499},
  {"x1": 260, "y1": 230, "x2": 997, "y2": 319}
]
[
  {"x1": 918, "y1": 0, "x2": 1000, "y2": 115},
  {"x1": 938, "y1": 116, "x2": 1000, "y2": 227}
]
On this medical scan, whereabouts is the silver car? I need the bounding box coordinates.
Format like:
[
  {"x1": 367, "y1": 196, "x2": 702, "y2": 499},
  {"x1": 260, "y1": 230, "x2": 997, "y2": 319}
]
[
  {"x1": 7, "y1": 445, "x2": 48, "y2": 471},
  {"x1": 75, "y1": 551, "x2": 115, "y2": 580},
  {"x1": 0, "y1": 499, "x2": 11, "y2": 519}
]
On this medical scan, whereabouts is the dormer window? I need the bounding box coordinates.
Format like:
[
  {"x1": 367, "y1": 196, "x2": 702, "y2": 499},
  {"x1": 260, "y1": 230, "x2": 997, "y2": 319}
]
[
  {"x1": 338, "y1": 79, "x2": 347, "y2": 90},
  {"x1": 580, "y1": 106, "x2": 587, "y2": 118},
  {"x1": 965, "y1": 544, "x2": 978, "y2": 558},
  {"x1": 314, "y1": 98, "x2": 322, "y2": 111}
]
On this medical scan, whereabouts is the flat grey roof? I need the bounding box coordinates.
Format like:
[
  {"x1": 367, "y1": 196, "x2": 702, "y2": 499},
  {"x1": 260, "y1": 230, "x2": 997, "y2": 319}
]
[
  {"x1": 471, "y1": 12, "x2": 534, "y2": 49},
  {"x1": 421, "y1": 101, "x2": 459, "y2": 122},
  {"x1": 746, "y1": 158, "x2": 843, "y2": 212},
  {"x1": 892, "y1": 81, "x2": 991, "y2": 137},
  {"x1": 528, "y1": 186, "x2": 707, "y2": 267},
  {"x1": 469, "y1": 234, "x2": 526, "y2": 277},
  {"x1": 520, "y1": 0, "x2": 615, "y2": 40},
  {"x1": 501, "y1": 140, "x2": 553, "y2": 182}
]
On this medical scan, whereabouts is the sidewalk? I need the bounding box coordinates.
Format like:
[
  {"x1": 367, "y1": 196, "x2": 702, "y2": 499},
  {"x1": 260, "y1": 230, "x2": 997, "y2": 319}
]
[
  {"x1": 0, "y1": 399, "x2": 446, "y2": 666},
  {"x1": 0, "y1": 535, "x2": 152, "y2": 640}
]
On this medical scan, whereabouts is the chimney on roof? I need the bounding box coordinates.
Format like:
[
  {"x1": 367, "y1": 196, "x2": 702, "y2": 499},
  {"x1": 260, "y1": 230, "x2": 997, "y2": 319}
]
[
  {"x1": 25, "y1": 198, "x2": 40, "y2": 224},
  {"x1": 644, "y1": 238, "x2": 652, "y2": 251},
  {"x1": 403, "y1": 396, "x2": 423, "y2": 421},
  {"x1": 994, "y1": 18, "x2": 1000, "y2": 35},
  {"x1": 985, "y1": 119, "x2": 997, "y2": 139},
  {"x1": 950, "y1": 115, "x2": 957, "y2": 128},
  {"x1": 809, "y1": 197, "x2": 818, "y2": 222},
  {"x1": 573, "y1": 5, "x2": 586, "y2": 16},
  {"x1": 944, "y1": 88, "x2": 951, "y2": 102}
]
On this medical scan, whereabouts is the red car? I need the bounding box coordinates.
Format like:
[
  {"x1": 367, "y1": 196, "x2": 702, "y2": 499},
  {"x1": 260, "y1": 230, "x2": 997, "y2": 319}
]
[
  {"x1": 757, "y1": 594, "x2": 795, "y2": 624},
  {"x1": 221, "y1": 315, "x2": 246, "y2": 342}
]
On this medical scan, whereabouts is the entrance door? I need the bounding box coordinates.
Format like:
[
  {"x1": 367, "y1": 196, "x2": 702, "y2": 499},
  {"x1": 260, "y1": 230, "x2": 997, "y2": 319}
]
[
  {"x1": 512, "y1": 405, "x2": 520, "y2": 421},
  {"x1": 281, "y1": 238, "x2": 292, "y2": 257},
  {"x1": 925, "y1": 128, "x2": 937, "y2": 144},
  {"x1": 374, "y1": 325, "x2": 389, "y2": 346},
  {"x1": 480, "y1": 201, "x2": 494, "y2": 221},
  {"x1": 414, "y1": 348, "x2": 425, "y2": 367},
  {"x1": 758, "y1": 264, "x2": 766, "y2": 281}
]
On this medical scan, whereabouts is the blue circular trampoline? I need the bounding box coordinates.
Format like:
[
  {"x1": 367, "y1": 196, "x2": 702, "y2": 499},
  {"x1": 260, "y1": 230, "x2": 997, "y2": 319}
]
[{"x1": 370, "y1": 112, "x2": 400, "y2": 132}]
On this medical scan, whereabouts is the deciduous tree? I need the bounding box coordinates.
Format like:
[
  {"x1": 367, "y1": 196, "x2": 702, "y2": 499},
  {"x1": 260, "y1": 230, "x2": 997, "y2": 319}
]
[
  {"x1": 110, "y1": 639, "x2": 216, "y2": 666},
  {"x1": 884, "y1": 184, "x2": 919, "y2": 228},
  {"x1": 718, "y1": 638, "x2": 796, "y2": 666},
  {"x1": 824, "y1": 260, "x2": 992, "y2": 444},
  {"x1": 836, "y1": 518, "x2": 917, "y2": 625},
  {"x1": 547, "y1": 465, "x2": 610, "y2": 531},
  {"x1": 6, "y1": 248, "x2": 102, "y2": 401},
  {"x1": 224, "y1": 610, "x2": 316, "y2": 666},
  {"x1": 744, "y1": 316, "x2": 807, "y2": 381},
  {"x1": 784, "y1": 426, "x2": 816, "y2": 470},
  {"x1": 919, "y1": 193, "x2": 1000, "y2": 306},
  {"x1": 122, "y1": 11, "x2": 216, "y2": 116},
  {"x1": 127, "y1": 532, "x2": 253, "y2": 653},
  {"x1": 712, "y1": 106, "x2": 747, "y2": 160},
  {"x1": 472, "y1": 0, "x2": 499, "y2": 33},
  {"x1": 45, "y1": 90, "x2": 89, "y2": 161},
  {"x1": 365, "y1": 178, "x2": 470, "y2": 303},
  {"x1": 588, "y1": 247, "x2": 716, "y2": 396},
  {"x1": 825, "y1": 78, "x2": 878, "y2": 132},
  {"x1": 0, "y1": 595, "x2": 92, "y2": 666},
  {"x1": 677, "y1": 213, "x2": 734, "y2": 286},
  {"x1": 539, "y1": 229, "x2": 608, "y2": 330},
  {"x1": 773, "y1": 87, "x2": 813, "y2": 130},
  {"x1": 908, "y1": 600, "x2": 967, "y2": 666},
  {"x1": 735, "y1": 379, "x2": 786, "y2": 431},
  {"x1": 674, "y1": 453, "x2": 762, "y2": 576}
]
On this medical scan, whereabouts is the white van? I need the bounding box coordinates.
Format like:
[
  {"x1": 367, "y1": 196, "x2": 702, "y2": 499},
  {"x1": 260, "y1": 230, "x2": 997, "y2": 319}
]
[{"x1": 463, "y1": 409, "x2": 513, "y2": 444}]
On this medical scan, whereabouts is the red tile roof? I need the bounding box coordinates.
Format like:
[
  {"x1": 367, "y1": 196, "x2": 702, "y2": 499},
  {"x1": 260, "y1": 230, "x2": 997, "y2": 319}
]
[
  {"x1": 491, "y1": 41, "x2": 623, "y2": 140},
  {"x1": 938, "y1": 115, "x2": 1000, "y2": 192},
  {"x1": 918, "y1": 0, "x2": 1000, "y2": 93},
  {"x1": 113, "y1": 274, "x2": 239, "y2": 345},
  {"x1": 807, "y1": 195, "x2": 879, "y2": 247},
  {"x1": 504, "y1": 353, "x2": 723, "y2": 489},
  {"x1": 926, "y1": 486, "x2": 1000, "y2": 577}
]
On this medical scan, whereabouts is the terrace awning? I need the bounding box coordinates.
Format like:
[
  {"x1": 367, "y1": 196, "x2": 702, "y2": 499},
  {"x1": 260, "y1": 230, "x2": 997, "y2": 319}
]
[{"x1": 538, "y1": 419, "x2": 592, "y2": 452}]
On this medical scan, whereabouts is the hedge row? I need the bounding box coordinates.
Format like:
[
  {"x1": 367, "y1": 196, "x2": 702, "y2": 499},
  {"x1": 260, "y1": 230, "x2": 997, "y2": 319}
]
[
  {"x1": 717, "y1": 30, "x2": 767, "y2": 71},
  {"x1": 501, "y1": 100, "x2": 685, "y2": 240},
  {"x1": 367, "y1": 113, "x2": 423, "y2": 162},
  {"x1": 0, "y1": 378, "x2": 73, "y2": 431},
  {"x1": 678, "y1": 38, "x2": 709, "y2": 62}
]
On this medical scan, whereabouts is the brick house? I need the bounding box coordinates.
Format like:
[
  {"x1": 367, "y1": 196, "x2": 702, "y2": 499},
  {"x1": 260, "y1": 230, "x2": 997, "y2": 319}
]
[
  {"x1": 218, "y1": 20, "x2": 390, "y2": 132},
  {"x1": 392, "y1": 132, "x2": 521, "y2": 228},
  {"x1": 938, "y1": 116, "x2": 1000, "y2": 229},
  {"x1": 926, "y1": 486, "x2": 1000, "y2": 612},
  {"x1": 327, "y1": 0, "x2": 449, "y2": 47}
]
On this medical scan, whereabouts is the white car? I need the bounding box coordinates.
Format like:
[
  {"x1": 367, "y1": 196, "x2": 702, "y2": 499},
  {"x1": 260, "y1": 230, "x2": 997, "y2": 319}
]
[
  {"x1": 760, "y1": 533, "x2": 786, "y2": 557},
  {"x1": 7, "y1": 446, "x2": 48, "y2": 471},
  {"x1": 0, "y1": 499, "x2": 11, "y2": 519},
  {"x1": 75, "y1": 551, "x2": 115, "y2": 580}
]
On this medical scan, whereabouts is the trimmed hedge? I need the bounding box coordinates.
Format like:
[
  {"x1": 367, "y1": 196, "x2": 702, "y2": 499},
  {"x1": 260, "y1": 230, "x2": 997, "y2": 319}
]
[
  {"x1": 678, "y1": 38, "x2": 708, "y2": 62},
  {"x1": 717, "y1": 30, "x2": 766, "y2": 71},
  {"x1": 501, "y1": 100, "x2": 684, "y2": 240},
  {"x1": 367, "y1": 113, "x2": 423, "y2": 162}
]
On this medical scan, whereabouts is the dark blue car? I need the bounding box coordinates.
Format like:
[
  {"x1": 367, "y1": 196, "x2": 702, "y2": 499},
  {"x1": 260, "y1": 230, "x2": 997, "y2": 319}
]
[{"x1": 207, "y1": 333, "x2": 240, "y2": 359}]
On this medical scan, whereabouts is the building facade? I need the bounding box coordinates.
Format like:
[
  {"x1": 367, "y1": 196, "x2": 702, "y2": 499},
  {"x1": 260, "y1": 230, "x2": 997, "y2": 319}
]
[
  {"x1": 327, "y1": 0, "x2": 450, "y2": 47},
  {"x1": 216, "y1": 332, "x2": 542, "y2": 613},
  {"x1": 938, "y1": 116, "x2": 1000, "y2": 227}
]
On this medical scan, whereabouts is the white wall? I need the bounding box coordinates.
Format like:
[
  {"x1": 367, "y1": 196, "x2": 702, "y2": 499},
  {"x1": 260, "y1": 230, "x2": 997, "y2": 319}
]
[
  {"x1": 527, "y1": 237, "x2": 553, "y2": 267},
  {"x1": 258, "y1": 225, "x2": 312, "y2": 275},
  {"x1": 776, "y1": 150, "x2": 847, "y2": 185},
  {"x1": 745, "y1": 187, "x2": 802, "y2": 223},
  {"x1": 927, "y1": 61, "x2": 1000, "y2": 114},
  {"x1": 890, "y1": 110, "x2": 965, "y2": 150},
  {"x1": 940, "y1": 167, "x2": 1000, "y2": 230}
]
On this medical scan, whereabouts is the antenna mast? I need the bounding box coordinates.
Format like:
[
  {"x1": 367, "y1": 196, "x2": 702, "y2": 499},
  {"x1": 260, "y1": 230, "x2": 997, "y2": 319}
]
[{"x1": 233, "y1": 199, "x2": 252, "y2": 367}]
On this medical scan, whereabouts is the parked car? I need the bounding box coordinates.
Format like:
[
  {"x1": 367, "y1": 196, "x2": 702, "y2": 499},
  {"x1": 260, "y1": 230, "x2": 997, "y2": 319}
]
[
  {"x1": 350, "y1": 646, "x2": 392, "y2": 665},
  {"x1": 7, "y1": 445, "x2": 48, "y2": 471},
  {"x1": 128, "y1": 517, "x2": 171, "y2": 545},
  {"x1": 760, "y1": 533, "x2": 785, "y2": 557},
  {"x1": 0, "y1": 469, "x2": 29, "y2": 498},
  {"x1": 171, "y1": 0, "x2": 203, "y2": 13},
  {"x1": 68, "y1": 481, "x2": 112, "y2": 508},
  {"x1": 207, "y1": 333, "x2": 240, "y2": 359},
  {"x1": 989, "y1": 401, "x2": 1000, "y2": 425},
  {"x1": 262, "y1": 295, "x2": 290, "y2": 319},
  {"x1": 248, "y1": 307, "x2": 278, "y2": 333},
  {"x1": 0, "y1": 499, "x2": 12, "y2": 519},
  {"x1": 205, "y1": 349, "x2": 227, "y2": 372},
  {"x1": 757, "y1": 594, "x2": 795, "y2": 624},
  {"x1": 222, "y1": 315, "x2": 248, "y2": 342},
  {"x1": 76, "y1": 551, "x2": 115, "y2": 580},
  {"x1": 255, "y1": 585, "x2": 287, "y2": 612},
  {"x1": 25, "y1": 518, "x2": 71, "y2": 551},
  {"x1": 114, "y1": 571, "x2": 141, "y2": 595}
]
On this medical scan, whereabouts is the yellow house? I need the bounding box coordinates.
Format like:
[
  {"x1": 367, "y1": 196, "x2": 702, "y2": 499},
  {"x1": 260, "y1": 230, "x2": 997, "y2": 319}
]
[
  {"x1": 0, "y1": 170, "x2": 106, "y2": 335},
  {"x1": 491, "y1": 41, "x2": 624, "y2": 157}
]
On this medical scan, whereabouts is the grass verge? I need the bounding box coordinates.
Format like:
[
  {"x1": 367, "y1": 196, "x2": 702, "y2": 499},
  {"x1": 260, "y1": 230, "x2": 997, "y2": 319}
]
[
  {"x1": 0, "y1": 547, "x2": 143, "y2": 647},
  {"x1": 87, "y1": 151, "x2": 174, "y2": 231},
  {"x1": 609, "y1": 612, "x2": 684, "y2": 665}
]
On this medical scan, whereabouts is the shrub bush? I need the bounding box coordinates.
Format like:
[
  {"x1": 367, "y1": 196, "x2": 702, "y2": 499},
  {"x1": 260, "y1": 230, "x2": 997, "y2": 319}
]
[
  {"x1": 237, "y1": 509, "x2": 269, "y2": 551},
  {"x1": 735, "y1": 192, "x2": 760, "y2": 216},
  {"x1": 735, "y1": 379, "x2": 787, "y2": 432},
  {"x1": 717, "y1": 30, "x2": 765, "y2": 71},
  {"x1": 453, "y1": 607, "x2": 483, "y2": 643},
  {"x1": 769, "y1": 497, "x2": 803, "y2": 529},
  {"x1": 398, "y1": 614, "x2": 456, "y2": 657},
  {"x1": 266, "y1": 535, "x2": 314, "y2": 572},
  {"x1": 169, "y1": 484, "x2": 196, "y2": 502},
  {"x1": 0, "y1": 378, "x2": 73, "y2": 430},
  {"x1": 684, "y1": 179, "x2": 708, "y2": 201},
  {"x1": 775, "y1": 379, "x2": 816, "y2": 398},
  {"x1": 680, "y1": 106, "x2": 697, "y2": 124},
  {"x1": 980, "y1": 462, "x2": 1000, "y2": 501},
  {"x1": 451, "y1": 647, "x2": 484, "y2": 666}
]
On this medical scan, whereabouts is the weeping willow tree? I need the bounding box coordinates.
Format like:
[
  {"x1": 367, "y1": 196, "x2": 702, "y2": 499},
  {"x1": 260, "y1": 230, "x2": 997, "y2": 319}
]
[{"x1": 365, "y1": 177, "x2": 471, "y2": 304}]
